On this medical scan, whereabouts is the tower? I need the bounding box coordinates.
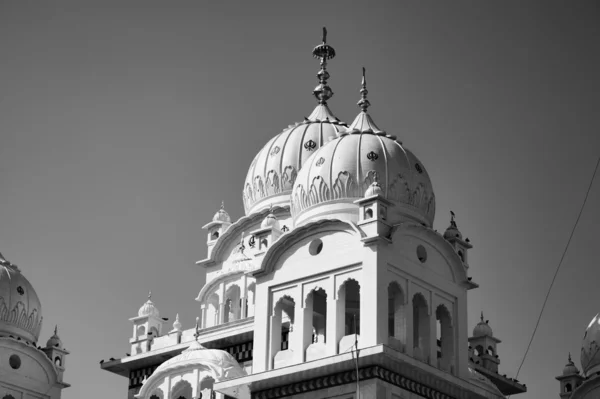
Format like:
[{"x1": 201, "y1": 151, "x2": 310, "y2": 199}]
[
  {"x1": 203, "y1": 202, "x2": 232, "y2": 257},
  {"x1": 42, "y1": 326, "x2": 70, "y2": 383},
  {"x1": 443, "y1": 211, "x2": 473, "y2": 267},
  {"x1": 468, "y1": 312, "x2": 501, "y2": 373},
  {"x1": 555, "y1": 353, "x2": 584, "y2": 398},
  {"x1": 129, "y1": 292, "x2": 165, "y2": 355}
]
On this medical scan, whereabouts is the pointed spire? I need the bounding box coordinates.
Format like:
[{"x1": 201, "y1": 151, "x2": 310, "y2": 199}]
[
  {"x1": 358, "y1": 67, "x2": 371, "y2": 112},
  {"x1": 568, "y1": 352, "x2": 573, "y2": 363},
  {"x1": 148, "y1": 291, "x2": 152, "y2": 301},
  {"x1": 480, "y1": 311, "x2": 484, "y2": 322},
  {"x1": 312, "y1": 27, "x2": 336, "y2": 105},
  {"x1": 450, "y1": 210, "x2": 457, "y2": 228},
  {"x1": 349, "y1": 67, "x2": 385, "y2": 134},
  {"x1": 172, "y1": 313, "x2": 182, "y2": 332},
  {"x1": 54, "y1": 325, "x2": 58, "y2": 336},
  {"x1": 220, "y1": 201, "x2": 225, "y2": 210}
]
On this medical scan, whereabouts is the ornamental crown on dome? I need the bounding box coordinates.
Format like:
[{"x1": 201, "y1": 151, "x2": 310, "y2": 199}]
[
  {"x1": 472, "y1": 312, "x2": 493, "y2": 337},
  {"x1": 291, "y1": 68, "x2": 435, "y2": 227},
  {"x1": 0, "y1": 252, "x2": 43, "y2": 343},
  {"x1": 243, "y1": 28, "x2": 348, "y2": 216},
  {"x1": 562, "y1": 353, "x2": 580, "y2": 376},
  {"x1": 138, "y1": 291, "x2": 160, "y2": 318}
]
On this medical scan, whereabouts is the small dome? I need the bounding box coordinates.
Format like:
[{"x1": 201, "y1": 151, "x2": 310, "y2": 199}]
[
  {"x1": 563, "y1": 353, "x2": 580, "y2": 376},
  {"x1": 138, "y1": 292, "x2": 160, "y2": 318},
  {"x1": 46, "y1": 325, "x2": 63, "y2": 349},
  {"x1": 473, "y1": 312, "x2": 493, "y2": 337},
  {"x1": 581, "y1": 313, "x2": 600, "y2": 375},
  {"x1": 0, "y1": 253, "x2": 43, "y2": 343},
  {"x1": 260, "y1": 208, "x2": 280, "y2": 230},
  {"x1": 443, "y1": 212, "x2": 463, "y2": 240},
  {"x1": 212, "y1": 202, "x2": 231, "y2": 223},
  {"x1": 172, "y1": 314, "x2": 182, "y2": 332},
  {"x1": 151, "y1": 339, "x2": 245, "y2": 379},
  {"x1": 364, "y1": 181, "x2": 384, "y2": 197}
]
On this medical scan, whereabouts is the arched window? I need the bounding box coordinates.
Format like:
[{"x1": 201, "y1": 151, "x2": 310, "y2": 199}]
[
  {"x1": 149, "y1": 327, "x2": 159, "y2": 337},
  {"x1": 306, "y1": 288, "x2": 327, "y2": 344},
  {"x1": 212, "y1": 231, "x2": 219, "y2": 240},
  {"x1": 224, "y1": 284, "x2": 241, "y2": 323},
  {"x1": 54, "y1": 356, "x2": 62, "y2": 366},
  {"x1": 364, "y1": 208, "x2": 373, "y2": 219},
  {"x1": 458, "y1": 250, "x2": 464, "y2": 262},
  {"x1": 412, "y1": 293, "x2": 430, "y2": 363},
  {"x1": 271, "y1": 295, "x2": 295, "y2": 369},
  {"x1": 3, "y1": 395, "x2": 16, "y2": 399},
  {"x1": 137, "y1": 325, "x2": 146, "y2": 337},
  {"x1": 171, "y1": 380, "x2": 193, "y2": 399},
  {"x1": 206, "y1": 292, "x2": 220, "y2": 328},
  {"x1": 341, "y1": 280, "x2": 360, "y2": 336},
  {"x1": 436, "y1": 304, "x2": 455, "y2": 373},
  {"x1": 246, "y1": 282, "x2": 256, "y2": 318},
  {"x1": 475, "y1": 345, "x2": 484, "y2": 357},
  {"x1": 486, "y1": 346, "x2": 494, "y2": 356},
  {"x1": 199, "y1": 375, "x2": 215, "y2": 399},
  {"x1": 565, "y1": 383, "x2": 573, "y2": 392},
  {"x1": 388, "y1": 282, "x2": 406, "y2": 350}
]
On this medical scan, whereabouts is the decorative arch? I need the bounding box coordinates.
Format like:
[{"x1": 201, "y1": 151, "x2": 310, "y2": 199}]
[
  {"x1": 255, "y1": 219, "x2": 362, "y2": 277},
  {"x1": 270, "y1": 295, "x2": 296, "y2": 369},
  {"x1": 390, "y1": 224, "x2": 470, "y2": 285},
  {"x1": 435, "y1": 303, "x2": 455, "y2": 373},
  {"x1": 171, "y1": 380, "x2": 193, "y2": 399},
  {"x1": 412, "y1": 293, "x2": 430, "y2": 363},
  {"x1": 149, "y1": 387, "x2": 164, "y2": 399},
  {"x1": 224, "y1": 284, "x2": 242, "y2": 323},
  {"x1": 199, "y1": 375, "x2": 216, "y2": 398},
  {"x1": 3, "y1": 395, "x2": 16, "y2": 399},
  {"x1": 388, "y1": 282, "x2": 406, "y2": 349}
]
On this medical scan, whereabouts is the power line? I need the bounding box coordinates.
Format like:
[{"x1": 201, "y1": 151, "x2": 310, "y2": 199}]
[{"x1": 508, "y1": 156, "x2": 600, "y2": 397}]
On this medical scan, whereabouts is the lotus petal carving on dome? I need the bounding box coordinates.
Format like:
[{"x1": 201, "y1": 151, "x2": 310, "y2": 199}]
[
  {"x1": 388, "y1": 174, "x2": 410, "y2": 203},
  {"x1": 253, "y1": 176, "x2": 265, "y2": 199},
  {"x1": 308, "y1": 176, "x2": 331, "y2": 207},
  {"x1": 281, "y1": 166, "x2": 297, "y2": 191},
  {"x1": 332, "y1": 171, "x2": 358, "y2": 199},
  {"x1": 0, "y1": 297, "x2": 43, "y2": 340},
  {"x1": 265, "y1": 170, "x2": 281, "y2": 197}
]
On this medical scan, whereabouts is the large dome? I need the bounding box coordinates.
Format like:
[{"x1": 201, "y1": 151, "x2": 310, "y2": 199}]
[
  {"x1": 581, "y1": 313, "x2": 600, "y2": 375},
  {"x1": 291, "y1": 71, "x2": 435, "y2": 226},
  {"x1": 243, "y1": 105, "x2": 347, "y2": 215},
  {"x1": 242, "y1": 30, "x2": 348, "y2": 216},
  {"x1": 0, "y1": 254, "x2": 43, "y2": 343}
]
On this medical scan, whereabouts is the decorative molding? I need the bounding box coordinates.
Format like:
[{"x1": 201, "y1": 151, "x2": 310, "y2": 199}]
[
  {"x1": 0, "y1": 297, "x2": 43, "y2": 340},
  {"x1": 251, "y1": 365, "x2": 458, "y2": 399}
]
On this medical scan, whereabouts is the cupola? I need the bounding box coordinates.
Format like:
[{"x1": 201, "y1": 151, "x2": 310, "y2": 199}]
[
  {"x1": 138, "y1": 292, "x2": 160, "y2": 318},
  {"x1": 472, "y1": 312, "x2": 493, "y2": 337},
  {"x1": 0, "y1": 252, "x2": 43, "y2": 343},
  {"x1": 291, "y1": 68, "x2": 435, "y2": 227},
  {"x1": 46, "y1": 325, "x2": 63, "y2": 349},
  {"x1": 243, "y1": 28, "x2": 348, "y2": 216}
]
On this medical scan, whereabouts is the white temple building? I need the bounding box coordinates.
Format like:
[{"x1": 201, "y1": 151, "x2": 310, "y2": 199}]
[
  {"x1": 0, "y1": 253, "x2": 70, "y2": 399},
  {"x1": 100, "y1": 29, "x2": 527, "y2": 399}
]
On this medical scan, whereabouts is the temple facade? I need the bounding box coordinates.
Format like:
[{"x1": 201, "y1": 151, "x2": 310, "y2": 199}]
[{"x1": 100, "y1": 30, "x2": 527, "y2": 399}]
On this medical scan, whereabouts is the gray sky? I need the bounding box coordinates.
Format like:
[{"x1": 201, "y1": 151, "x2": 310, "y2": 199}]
[{"x1": 1, "y1": 1, "x2": 599, "y2": 398}]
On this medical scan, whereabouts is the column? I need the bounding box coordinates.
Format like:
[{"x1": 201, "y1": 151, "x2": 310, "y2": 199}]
[
  {"x1": 405, "y1": 285, "x2": 413, "y2": 356},
  {"x1": 241, "y1": 275, "x2": 248, "y2": 318},
  {"x1": 200, "y1": 305, "x2": 206, "y2": 329},
  {"x1": 429, "y1": 298, "x2": 437, "y2": 367},
  {"x1": 293, "y1": 293, "x2": 312, "y2": 363},
  {"x1": 218, "y1": 282, "x2": 226, "y2": 324},
  {"x1": 251, "y1": 284, "x2": 269, "y2": 372},
  {"x1": 269, "y1": 310, "x2": 282, "y2": 369},
  {"x1": 326, "y1": 277, "x2": 340, "y2": 356}
]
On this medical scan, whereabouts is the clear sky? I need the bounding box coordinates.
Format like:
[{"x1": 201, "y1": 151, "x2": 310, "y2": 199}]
[{"x1": 1, "y1": 1, "x2": 599, "y2": 398}]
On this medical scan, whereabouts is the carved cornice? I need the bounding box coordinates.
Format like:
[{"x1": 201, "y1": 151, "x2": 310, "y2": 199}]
[{"x1": 251, "y1": 365, "x2": 457, "y2": 399}]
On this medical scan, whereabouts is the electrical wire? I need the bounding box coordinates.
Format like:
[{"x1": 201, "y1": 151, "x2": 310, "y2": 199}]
[{"x1": 508, "y1": 156, "x2": 600, "y2": 397}]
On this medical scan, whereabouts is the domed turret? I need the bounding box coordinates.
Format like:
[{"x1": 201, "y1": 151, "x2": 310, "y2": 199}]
[
  {"x1": 261, "y1": 205, "x2": 281, "y2": 230},
  {"x1": 444, "y1": 211, "x2": 463, "y2": 240},
  {"x1": 364, "y1": 181, "x2": 384, "y2": 197},
  {"x1": 581, "y1": 313, "x2": 600, "y2": 375},
  {"x1": 212, "y1": 201, "x2": 231, "y2": 223},
  {"x1": 46, "y1": 325, "x2": 63, "y2": 348},
  {"x1": 563, "y1": 353, "x2": 580, "y2": 376},
  {"x1": 138, "y1": 292, "x2": 160, "y2": 318},
  {"x1": 0, "y1": 253, "x2": 43, "y2": 343},
  {"x1": 243, "y1": 28, "x2": 348, "y2": 216},
  {"x1": 291, "y1": 68, "x2": 435, "y2": 227},
  {"x1": 473, "y1": 312, "x2": 493, "y2": 337}
]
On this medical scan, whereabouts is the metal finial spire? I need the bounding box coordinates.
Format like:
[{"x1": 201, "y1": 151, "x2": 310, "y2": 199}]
[
  {"x1": 54, "y1": 325, "x2": 58, "y2": 336},
  {"x1": 568, "y1": 352, "x2": 572, "y2": 363},
  {"x1": 148, "y1": 291, "x2": 152, "y2": 300},
  {"x1": 480, "y1": 311, "x2": 484, "y2": 322},
  {"x1": 194, "y1": 317, "x2": 200, "y2": 341},
  {"x1": 357, "y1": 67, "x2": 371, "y2": 112},
  {"x1": 450, "y1": 210, "x2": 457, "y2": 228},
  {"x1": 220, "y1": 201, "x2": 225, "y2": 210},
  {"x1": 312, "y1": 27, "x2": 336, "y2": 104}
]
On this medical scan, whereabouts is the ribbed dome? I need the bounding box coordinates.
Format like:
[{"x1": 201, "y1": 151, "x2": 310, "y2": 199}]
[
  {"x1": 138, "y1": 293, "x2": 160, "y2": 318},
  {"x1": 581, "y1": 313, "x2": 600, "y2": 375},
  {"x1": 444, "y1": 216, "x2": 463, "y2": 240},
  {"x1": 243, "y1": 105, "x2": 347, "y2": 215},
  {"x1": 473, "y1": 312, "x2": 493, "y2": 337},
  {"x1": 364, "y1": 181, "x2": 384, "y2": 197},
  {"x1": 0, "y1": 254, "x2": 43, "y2": 343},
  {"x1": 291, "y1": 70, "x2": 435, "y2": 227}
]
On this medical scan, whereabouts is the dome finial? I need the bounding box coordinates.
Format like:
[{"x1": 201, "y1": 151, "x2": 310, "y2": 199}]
[
  {"x1": 569, "y1": 352, "x2": 572, "y2": 363},
  {"x1": 194, "y1": 317, "x2": 200, "y2": 341},
  {"x1": 358, "y1": 67, "x2": 371, "y2": 112},
  {"x1": 54, "y1": 325, "x2": 58, "y2": 336},
  {"x1": 450, "y1": 210, "x2": 457, "y2": 227},
  {"x1": 148, "y1": 291, "x2": 152, "y2": 300},
  {"x1": 480, "y1": 311, "x2": 484, "y2": 322},
  {"x1": 312, "y1": 27, "x2": 336, "y2": 105},
  {"x1": 220, "y1": 200, "x2": 225, "y2": 210}
]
